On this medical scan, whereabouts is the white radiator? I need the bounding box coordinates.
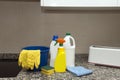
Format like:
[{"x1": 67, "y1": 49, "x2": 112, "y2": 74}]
[{"x1": 88, "y1": 45, "x2": 120, "y2": 67}]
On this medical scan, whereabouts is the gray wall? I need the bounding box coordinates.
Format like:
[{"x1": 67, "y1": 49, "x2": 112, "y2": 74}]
[{"x1": 0, "y1": 1, "x2": 120, "y2": 54}]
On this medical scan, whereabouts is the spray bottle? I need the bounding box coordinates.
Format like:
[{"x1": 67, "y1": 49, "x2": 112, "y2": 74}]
[
  {"x1": 50, "y1": 35, "x2": 59, "y2": 67},
  {"x1": 54, "y1": 38, "x2": 66, "y2": 72}
]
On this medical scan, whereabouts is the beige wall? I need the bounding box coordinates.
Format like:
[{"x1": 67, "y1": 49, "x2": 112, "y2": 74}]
[{"x1": 0, "y1": 1, "x2": 120, "y2": 54}]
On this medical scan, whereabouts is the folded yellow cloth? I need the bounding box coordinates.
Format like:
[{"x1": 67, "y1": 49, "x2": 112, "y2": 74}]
[{"x1": 18, "y1": 50, "x2": 40, "y2": 70}]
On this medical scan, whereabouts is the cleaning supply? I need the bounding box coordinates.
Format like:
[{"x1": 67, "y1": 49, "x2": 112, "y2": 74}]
[
  {"x1": 41, "y1": 65, "x2": 54, "y2": 73},
  {"x1": 54, "y1": 38, "x2": 66, "y2": 72},
  {"x1": 18, "y1": 50, "x2": 28, "y2": 69},
  {"x1": 50, "y1": 35, "x2": 59, "y2": 67},
  {"x1": 64, "y1": 33, "x2": 75, "y2": 67},
  {"x1": 22, "y1": 46, "x2": 49, "y2": 71},
  {"x1": 41, "y1": 65, "x2": 54, "y2": 75},
  {"x1": 18, "y1": 50, "x2": 40, "y2": 70},
  {"x1": 67, "y1": 66, "x2": 93, "y2": 76},
  {"x1": 41, "y1": 71, "x2": 54, "y2": 75}
]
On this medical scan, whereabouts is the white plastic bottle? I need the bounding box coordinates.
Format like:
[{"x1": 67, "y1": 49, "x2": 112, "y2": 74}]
[
  {"x1": 50, "y1": 35, "x2": 59, "y2": 67},
  {"x1": 64, "y1": 33, "x2": 75, "y2": 67}
]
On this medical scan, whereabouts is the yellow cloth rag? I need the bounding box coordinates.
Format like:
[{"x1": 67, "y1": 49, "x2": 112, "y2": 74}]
[{"x1": 18, "y1": 50, "x2": 40, "y2": 70}]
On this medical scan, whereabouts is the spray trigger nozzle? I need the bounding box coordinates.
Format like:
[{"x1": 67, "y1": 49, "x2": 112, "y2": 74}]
[{"x1": 54, "y1": 38, "x2": 65, "y2": 47}]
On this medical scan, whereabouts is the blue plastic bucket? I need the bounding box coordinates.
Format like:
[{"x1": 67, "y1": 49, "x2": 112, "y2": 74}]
[{"x1": 22, "y1": 46, "x2": 49, "y2": 71}]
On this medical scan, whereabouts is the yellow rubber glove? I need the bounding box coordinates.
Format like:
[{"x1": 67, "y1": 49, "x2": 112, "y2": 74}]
[
  {"x1": 18, "y1": 50, "x2": 28, "y2": 68},
  {"x1": 34, "y1": 50, "x2": 40, "y2": 69},
  {"x1": 18, "y1": 49, "x2": 41, "y2": 70},
  {"x1": 27, "y1": 51, "x2": 35, "y2": 70}
]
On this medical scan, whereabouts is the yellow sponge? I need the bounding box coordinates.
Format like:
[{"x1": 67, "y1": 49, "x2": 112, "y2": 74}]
[
  {"x1": 41, "y1": 71, "x2": 54, "y2": 75},
  {"x1": 41, "y1": 66, "x2": 54, "y2": 75}
]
